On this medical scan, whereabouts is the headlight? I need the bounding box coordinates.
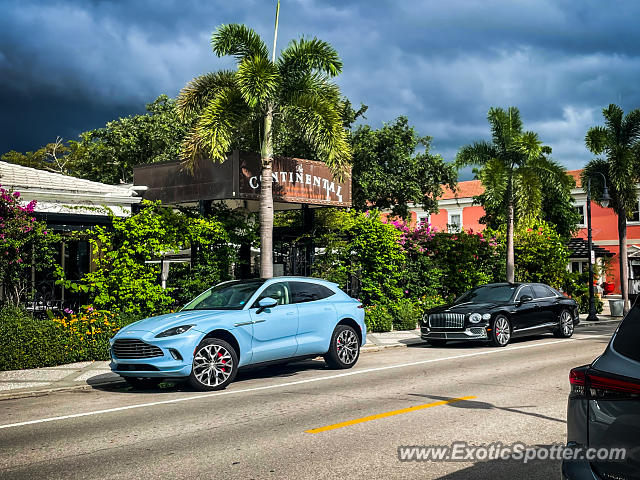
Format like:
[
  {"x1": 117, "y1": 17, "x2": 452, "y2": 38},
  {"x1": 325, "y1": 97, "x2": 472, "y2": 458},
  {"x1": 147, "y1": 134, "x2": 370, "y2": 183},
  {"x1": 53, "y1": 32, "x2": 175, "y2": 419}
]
[
  {"x1": 482, "y1": 313, "x2": 491, "y2": 321},
  {"x1": 469, "y1": 313, "x2": 482, "y2": 323},
  {"x1": 155, "y1": 325, "x2": 194, "y2": 338},
  {"x1": 421, "y1": 314, "x2": 429, "y2": 326}
]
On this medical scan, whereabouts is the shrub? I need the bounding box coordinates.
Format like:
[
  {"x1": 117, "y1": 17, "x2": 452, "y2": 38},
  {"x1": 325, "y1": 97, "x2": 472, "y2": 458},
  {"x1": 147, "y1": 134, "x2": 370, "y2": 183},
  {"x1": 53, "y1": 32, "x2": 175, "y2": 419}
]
[
  {"x1": 313, "y1": 210, "x2": 405, "y2": 306},
  {"x1": 390, "y1": 298, "x2": 420, "y2": 330},
  {"x1": 0, "y1": 306, "x2": 68, "y2": 370},
  {"x1": 563, "y1": 272, "x2": 604, "y2": 314},
  {"x1": 364, "y1": 304, "x2": 393, "y2": 333},
  {"x1": 0, "y1": 305, "x2": 141, "y2": 370}
]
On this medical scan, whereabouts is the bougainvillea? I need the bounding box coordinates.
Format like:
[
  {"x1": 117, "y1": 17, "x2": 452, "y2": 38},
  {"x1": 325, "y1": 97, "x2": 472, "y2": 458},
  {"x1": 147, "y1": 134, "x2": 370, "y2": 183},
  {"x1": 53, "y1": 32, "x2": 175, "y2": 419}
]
[
  {"x1": 388, "y1": 218, "x2": 504, "y2": 302},
  {"x1": 0, "y1": 186, "x2": 59, "y2": 305}
]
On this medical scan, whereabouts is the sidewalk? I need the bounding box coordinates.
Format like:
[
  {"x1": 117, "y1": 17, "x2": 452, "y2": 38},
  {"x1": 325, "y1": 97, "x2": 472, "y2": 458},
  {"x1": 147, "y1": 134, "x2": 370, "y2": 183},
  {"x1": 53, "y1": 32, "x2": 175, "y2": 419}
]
[{"x1": 0, "y1": 314, "x2": 622, "y2": 400}]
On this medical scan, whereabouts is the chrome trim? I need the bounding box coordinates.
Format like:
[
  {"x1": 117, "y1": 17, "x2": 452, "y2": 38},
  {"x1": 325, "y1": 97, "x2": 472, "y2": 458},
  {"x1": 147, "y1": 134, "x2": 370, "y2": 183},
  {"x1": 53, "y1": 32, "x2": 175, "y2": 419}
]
[
  {"x1": 513, "y1": 322, "x2": 557, "y2": 332},
  {"x1": 428, "y1": 313, "x2": 465, "y2": 329},
  {"x1": 234, "y1": 321, "x2": 253, "y2": 327}
]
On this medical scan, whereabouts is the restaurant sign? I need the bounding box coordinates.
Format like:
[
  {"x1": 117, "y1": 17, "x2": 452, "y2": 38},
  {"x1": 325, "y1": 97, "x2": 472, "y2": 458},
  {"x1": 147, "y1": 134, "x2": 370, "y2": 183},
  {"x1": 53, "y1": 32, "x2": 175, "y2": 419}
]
[
  {"x1": 133, "y1": 151, "x2": 352, "y2": 208},
  {"x1": 239, "y1": 154, "x2": 350, "y2": 206}
]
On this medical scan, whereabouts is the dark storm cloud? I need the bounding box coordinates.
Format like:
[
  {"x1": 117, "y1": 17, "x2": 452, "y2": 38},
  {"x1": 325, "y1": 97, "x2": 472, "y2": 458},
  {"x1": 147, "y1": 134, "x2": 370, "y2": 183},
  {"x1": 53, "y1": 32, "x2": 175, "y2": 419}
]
[{"x1": 2, "y1": 0, "x2": 640, "y2": 178}]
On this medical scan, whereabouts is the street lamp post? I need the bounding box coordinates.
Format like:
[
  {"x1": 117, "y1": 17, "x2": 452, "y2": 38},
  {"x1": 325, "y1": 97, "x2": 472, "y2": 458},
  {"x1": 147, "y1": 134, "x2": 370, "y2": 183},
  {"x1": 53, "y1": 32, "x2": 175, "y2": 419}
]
[{"x1": 586, "y1": 172, "x2": 611, "y2": 322}]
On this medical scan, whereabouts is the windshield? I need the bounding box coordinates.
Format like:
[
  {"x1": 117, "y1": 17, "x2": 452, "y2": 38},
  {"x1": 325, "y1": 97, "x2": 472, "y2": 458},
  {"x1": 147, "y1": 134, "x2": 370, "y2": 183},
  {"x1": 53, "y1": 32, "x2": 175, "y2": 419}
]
[
  {"x1": 454, "y1": 285, "x2": 517, "y2": 304},
  {"x1": 181, "y1": 280, "x2": 265, "y2": 311}
]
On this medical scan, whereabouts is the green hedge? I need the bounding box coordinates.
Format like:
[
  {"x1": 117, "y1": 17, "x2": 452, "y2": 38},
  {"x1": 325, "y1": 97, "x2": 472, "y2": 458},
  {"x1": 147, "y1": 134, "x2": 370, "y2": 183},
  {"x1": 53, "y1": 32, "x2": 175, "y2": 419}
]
[{"x1": 0, "y1": 306, "x2": 140, "y2": 371}]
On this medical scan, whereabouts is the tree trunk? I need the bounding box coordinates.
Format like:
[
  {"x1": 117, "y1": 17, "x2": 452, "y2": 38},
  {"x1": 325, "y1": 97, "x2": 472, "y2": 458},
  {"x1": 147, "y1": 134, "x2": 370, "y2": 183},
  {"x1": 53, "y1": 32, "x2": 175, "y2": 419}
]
[
  {"x1": 259, "y1": 109, "x2": 275, "y2": 278},
  {"x1": 618, "y1": 210, "x2": 630, "y2": 313},
  {"x1": 506, "y1": 171, "x2": 515, "y2": 283},
  {"x1": 506, "y1": 201, "x2": 515, "y2": 283}
]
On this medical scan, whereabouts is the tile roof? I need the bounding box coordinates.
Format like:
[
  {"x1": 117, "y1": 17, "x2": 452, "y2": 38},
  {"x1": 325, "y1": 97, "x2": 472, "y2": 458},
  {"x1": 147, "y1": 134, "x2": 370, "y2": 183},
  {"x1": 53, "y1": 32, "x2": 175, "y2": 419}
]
[
  {"x1": 0, "y1": 161, "x2": 136, "y2": 197},
  {"x1": 440, "y1": 179, "x2": 484, "y2": 200},
  {"x1": 440, "y1": 169, "x2": 585, "y2": 200}
]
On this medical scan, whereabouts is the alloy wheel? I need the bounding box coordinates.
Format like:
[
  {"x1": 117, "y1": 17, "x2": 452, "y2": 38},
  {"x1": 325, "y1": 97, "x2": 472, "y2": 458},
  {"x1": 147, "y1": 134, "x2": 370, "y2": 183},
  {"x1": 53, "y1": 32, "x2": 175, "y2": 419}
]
[
  {"x1": 192, "y1": 344, "x2": 233, "y2": 387},
  {"x1": 561, "y1": 311, "x2": 574, "y2": 336},
  {"x1": 494, "y1": 317, "x2": 511, "y2": 346},
  {"x1": 336, "y1": 329, "x2": 359, "y2": 364}
]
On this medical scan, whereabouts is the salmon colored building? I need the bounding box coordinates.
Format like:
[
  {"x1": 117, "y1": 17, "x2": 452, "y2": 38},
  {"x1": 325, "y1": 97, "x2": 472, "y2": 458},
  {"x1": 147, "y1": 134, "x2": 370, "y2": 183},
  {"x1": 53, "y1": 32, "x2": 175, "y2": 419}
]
[{"x1": 408, "y1": 170, "x2": 640, "y2": 295}]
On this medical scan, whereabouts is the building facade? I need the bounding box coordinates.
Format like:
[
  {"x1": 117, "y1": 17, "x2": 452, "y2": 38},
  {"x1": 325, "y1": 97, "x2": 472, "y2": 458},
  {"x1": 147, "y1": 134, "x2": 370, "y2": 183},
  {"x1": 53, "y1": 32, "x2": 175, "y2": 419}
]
[{"x1": 408, "y1": 170, "x2": 640, "y2": 295}]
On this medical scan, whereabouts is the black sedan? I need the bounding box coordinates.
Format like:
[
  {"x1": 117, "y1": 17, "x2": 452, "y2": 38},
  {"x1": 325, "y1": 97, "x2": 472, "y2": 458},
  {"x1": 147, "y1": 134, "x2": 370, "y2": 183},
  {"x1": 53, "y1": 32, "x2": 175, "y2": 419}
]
[{"x1": 421, "y1": 282, "x2": 579, "y2": 347}]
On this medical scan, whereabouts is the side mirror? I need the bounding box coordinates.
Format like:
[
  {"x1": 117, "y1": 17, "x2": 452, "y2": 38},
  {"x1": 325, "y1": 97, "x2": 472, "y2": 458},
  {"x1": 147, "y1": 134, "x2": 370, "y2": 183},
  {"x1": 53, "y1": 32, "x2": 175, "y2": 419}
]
[
  {"x1": 257, "y1": 297, "x2": 278, "y2": 313},
  {"x1": 519, "y1": 294, "x2": 533, "y2": 304}
]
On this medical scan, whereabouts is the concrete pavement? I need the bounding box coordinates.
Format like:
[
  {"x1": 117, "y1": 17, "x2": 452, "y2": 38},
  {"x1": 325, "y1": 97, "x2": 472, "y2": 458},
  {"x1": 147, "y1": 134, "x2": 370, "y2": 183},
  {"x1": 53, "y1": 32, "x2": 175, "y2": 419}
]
[
  {"x1": 0, "y1": 322, "x2": 619, "y2": 479},
  {"x1": 0, "y1": 314, "x2": 622, "y2": 400}
]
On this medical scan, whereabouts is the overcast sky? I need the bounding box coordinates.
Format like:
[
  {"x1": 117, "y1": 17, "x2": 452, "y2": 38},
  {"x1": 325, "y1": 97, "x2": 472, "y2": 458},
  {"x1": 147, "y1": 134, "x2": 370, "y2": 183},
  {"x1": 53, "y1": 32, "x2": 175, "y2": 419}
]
[{"x1": 2, "y1": 0, "x2": 639, "y2": 179}]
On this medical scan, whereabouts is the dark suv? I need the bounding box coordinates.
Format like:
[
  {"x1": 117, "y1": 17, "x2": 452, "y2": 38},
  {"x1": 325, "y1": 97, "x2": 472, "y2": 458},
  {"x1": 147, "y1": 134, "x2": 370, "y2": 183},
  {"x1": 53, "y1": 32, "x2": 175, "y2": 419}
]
[{"x1": 563, "y1": 299, "x2": 640, "y2": 479}]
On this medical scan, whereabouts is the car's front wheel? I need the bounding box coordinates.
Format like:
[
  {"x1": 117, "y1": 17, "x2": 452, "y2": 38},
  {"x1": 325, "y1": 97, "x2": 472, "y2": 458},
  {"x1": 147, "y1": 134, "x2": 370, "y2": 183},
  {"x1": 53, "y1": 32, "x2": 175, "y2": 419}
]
[
  {"x1": 189, "y1": 338, "x2": 238, "y2": 391},
  {"x1": 324, "y1": 325, "x2": 360, "y2": 369},
  {"x1": 554, "y1": 309, "x2": 575, "y2": 338},
  {"x1": 490, "y1": 315, "x2": 511, "y2": 347}
]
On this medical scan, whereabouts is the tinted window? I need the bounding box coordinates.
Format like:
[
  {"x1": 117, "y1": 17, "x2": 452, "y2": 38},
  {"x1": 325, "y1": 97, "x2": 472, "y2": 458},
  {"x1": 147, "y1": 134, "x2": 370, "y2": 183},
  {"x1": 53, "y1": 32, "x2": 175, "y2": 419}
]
[
  {"x1": 182, "y1": 280, "x2": 265, "y2": 311},
  {"x1": 613, "y1": 304, "x2": 640, "y2": 362},
  {"x1": 532, "y1": 284, "x2": 554, "y2": 298},
  {"x1": 454, "y1": 284, "x2": 517, "y2": 304},
  {"x1": 254, "y1": 282, "x2": 292, "y2": 306},
  {"x1": 516, "y1": 286, "x2": 535, "y2": 301},
  {"x1": 290, "y1": 282, "x2": 335, "y2": 303}
]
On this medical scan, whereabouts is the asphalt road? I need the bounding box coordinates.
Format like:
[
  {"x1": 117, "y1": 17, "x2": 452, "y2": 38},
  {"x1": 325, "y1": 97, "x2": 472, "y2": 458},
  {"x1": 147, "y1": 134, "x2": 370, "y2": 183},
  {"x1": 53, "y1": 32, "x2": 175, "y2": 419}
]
[{"x1": 0, "y1": 322, "x2": 619, "y2": 479}]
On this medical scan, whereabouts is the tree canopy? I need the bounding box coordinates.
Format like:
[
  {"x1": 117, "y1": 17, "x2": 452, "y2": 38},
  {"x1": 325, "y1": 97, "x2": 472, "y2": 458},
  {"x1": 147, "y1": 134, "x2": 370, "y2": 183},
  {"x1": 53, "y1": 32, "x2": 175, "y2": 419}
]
[{"x1": 351, "y1": 116, "x2": 457, "y2": 219}]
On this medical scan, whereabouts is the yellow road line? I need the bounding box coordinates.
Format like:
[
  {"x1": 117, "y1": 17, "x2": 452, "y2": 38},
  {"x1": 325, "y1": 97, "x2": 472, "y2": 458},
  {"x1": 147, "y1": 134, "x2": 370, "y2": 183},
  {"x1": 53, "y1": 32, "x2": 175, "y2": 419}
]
[{"x1": 305, "y1": 396, "x2": 476, "y2": 434}]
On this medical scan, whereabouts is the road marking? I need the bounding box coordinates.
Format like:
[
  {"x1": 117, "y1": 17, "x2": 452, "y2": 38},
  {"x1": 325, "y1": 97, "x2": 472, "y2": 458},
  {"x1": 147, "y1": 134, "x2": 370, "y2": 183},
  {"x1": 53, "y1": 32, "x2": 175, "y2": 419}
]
[
  {"x1": 305, "y1": 396, "x2": 476, "y2": 433},
  {"x1": 0, "y1": 334, "x2": 608, "y2": 430}
]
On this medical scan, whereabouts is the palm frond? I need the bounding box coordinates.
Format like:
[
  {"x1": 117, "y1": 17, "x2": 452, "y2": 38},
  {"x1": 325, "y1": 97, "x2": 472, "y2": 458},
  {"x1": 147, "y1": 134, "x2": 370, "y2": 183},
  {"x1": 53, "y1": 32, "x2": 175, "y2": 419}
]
[
  {"x1": 585, "y1": 126, "x2": 608, "y2": 154},
  {"x1": 236, "y1": 55, "x2": 280, "y2": 108},
  {"x1": 278, "y1": 37, "x2": 342, "y2": 77},
  {"x1": 176, "y1": 71, "x2": 236, "y2": 121},
  {"x1": 514, "y1": 167, "x2": 542, "y2": 219},
  {"x1": 180, "y1": 87, "x2": 250, "y2": 170},
  {"x1": 283, "y1": 92, "x2": 351, "y2": 176},
  {"x1": 455, "y1": 141, "x2": 497, "y2": 168},
  {"x1": 212, "y1": 24, "x2": 269, "y2": 60},
  {"x1": 488, "y1": 107, "x2": 522, "y2": 152},
  {"x1": 602, "y1": 104, "x2": 624, "y2": 144},
  {"x1": 622, "y1": 108, "x2": 640, "y2": 144}
]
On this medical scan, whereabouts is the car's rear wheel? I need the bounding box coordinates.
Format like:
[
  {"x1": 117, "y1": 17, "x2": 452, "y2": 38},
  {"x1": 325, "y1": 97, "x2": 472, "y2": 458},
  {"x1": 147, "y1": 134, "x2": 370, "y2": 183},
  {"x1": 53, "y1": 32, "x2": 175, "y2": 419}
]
[
  {"x1": 490, "y1": 315, "x2": 511, "y2": 347},
  {"x1": 189, "y1": 338, "x2": 238, "y2": 391},
  {"x1": 426, "y1": 339, "x2": 448, "y2": 347},
  {"x1": 324, "y1": 325, "x2": 360, "y2": 369},
  {"x1": 554, "y1": 309, "x2": 575, "y2": 338},
  {"x1": 123, "y1": 377, "x2": 162, "y2": 390}
]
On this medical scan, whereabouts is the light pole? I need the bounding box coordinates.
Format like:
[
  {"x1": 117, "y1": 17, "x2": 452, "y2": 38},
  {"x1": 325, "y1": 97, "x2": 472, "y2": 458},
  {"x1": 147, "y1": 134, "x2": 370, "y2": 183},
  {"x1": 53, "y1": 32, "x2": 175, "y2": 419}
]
[{"x1": 586, "y1": 172, "x2": 611, "y2": 321}]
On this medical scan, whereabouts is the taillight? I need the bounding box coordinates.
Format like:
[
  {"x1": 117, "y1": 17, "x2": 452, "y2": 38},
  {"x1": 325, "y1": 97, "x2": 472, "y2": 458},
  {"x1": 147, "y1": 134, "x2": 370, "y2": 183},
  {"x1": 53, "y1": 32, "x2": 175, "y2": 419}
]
[
  {"x1": 357, "y1": 304, "x2": 364, "y2": 308},
  {"x1": 569, "y1": 366, "x2": 587, "y2": 397},
  {"x1": 569, "y1": 366, "x2": 640, "y2": 399}
]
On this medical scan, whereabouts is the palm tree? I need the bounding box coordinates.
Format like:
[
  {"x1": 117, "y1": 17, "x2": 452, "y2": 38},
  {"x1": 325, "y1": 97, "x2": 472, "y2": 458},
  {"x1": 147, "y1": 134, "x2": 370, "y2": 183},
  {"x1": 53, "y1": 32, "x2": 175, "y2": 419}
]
[
  {"x1": 457, "y1": 106, "x2": 570, "y2": 282},
  {"x1": 583, "y1": 104, "x2": 640, "y2": 313},
  {"x1": 176, "y1": 21, "x2": 351, "y2": 278}
]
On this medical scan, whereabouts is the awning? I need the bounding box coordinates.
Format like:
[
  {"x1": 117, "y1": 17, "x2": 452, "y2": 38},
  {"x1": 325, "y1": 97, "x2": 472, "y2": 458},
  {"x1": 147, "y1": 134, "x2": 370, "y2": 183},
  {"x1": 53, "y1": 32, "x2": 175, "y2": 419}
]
[{"x1": 567, "y1": 238, "x2": 614, "y2": 259}]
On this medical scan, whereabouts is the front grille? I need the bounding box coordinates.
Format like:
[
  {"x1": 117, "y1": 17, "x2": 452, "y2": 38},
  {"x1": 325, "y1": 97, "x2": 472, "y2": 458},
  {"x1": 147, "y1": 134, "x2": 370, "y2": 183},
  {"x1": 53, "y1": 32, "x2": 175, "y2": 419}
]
[
  {"x1": 113, "y1": 339, "x2": 163, "y2": 359},
  {"x1": 428, "y1": 313, "x2": 465, "y2": 329}
]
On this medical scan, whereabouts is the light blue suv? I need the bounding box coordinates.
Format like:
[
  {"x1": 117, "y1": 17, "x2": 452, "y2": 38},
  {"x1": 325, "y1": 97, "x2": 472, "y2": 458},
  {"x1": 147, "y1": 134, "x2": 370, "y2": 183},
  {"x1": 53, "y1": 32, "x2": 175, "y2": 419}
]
[{"x1": 109, "y1": 277, "x2": 366, "y2": 391}]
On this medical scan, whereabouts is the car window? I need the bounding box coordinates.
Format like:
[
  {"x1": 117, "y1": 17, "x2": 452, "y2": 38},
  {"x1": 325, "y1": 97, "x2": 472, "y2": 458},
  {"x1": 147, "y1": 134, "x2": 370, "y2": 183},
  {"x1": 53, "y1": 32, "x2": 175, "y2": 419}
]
[
  {"x1": 290, "y1": 282, "x2": 335, "y2": 304},
  {"x1": 454, "y1": 284, "x2": 517, "y2": 304},
  {"x1": 182, "y1": 280, "x2": 265, "y2": 311},
  {"x1": 532, "y1": 284, "x2": 554, "y2": 298},
  {"x1": 516, "y1": 285, "x2": 535, "y2": 301},
  {"x1": 612, "y1": 304, "x2": 640, "y2": 363},
  {"x1": 254, "y1": 282, "x2": 292, "y2": 306}
]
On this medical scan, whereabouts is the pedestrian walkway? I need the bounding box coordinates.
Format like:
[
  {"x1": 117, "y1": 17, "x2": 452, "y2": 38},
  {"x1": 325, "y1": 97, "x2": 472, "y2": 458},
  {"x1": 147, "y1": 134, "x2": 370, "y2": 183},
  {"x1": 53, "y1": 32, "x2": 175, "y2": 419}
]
[{"x1": 0, "y1": 314, "x2": 622, "y2": 400}]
